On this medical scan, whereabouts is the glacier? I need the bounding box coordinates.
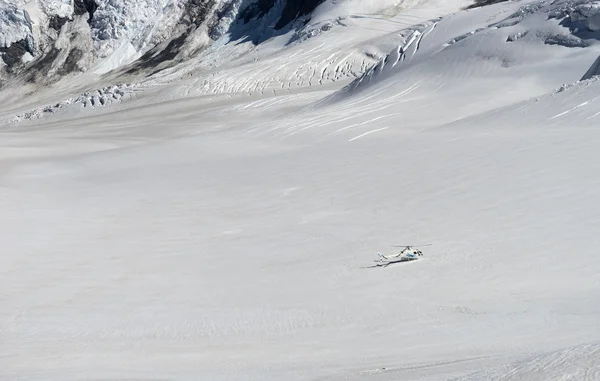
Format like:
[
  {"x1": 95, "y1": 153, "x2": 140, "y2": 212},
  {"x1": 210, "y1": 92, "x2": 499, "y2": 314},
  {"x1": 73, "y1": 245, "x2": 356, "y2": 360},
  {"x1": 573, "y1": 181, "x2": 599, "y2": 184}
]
[{"x1": 2, "y1": 0, "x2": 600, "y2": 380}]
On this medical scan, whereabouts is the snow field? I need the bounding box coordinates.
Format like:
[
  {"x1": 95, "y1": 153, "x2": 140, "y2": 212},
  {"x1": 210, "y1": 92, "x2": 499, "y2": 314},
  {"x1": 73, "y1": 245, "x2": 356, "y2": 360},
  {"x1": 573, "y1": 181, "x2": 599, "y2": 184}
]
[{"x1": 2, "y1": 0, "x2": 600, "y2": 380}]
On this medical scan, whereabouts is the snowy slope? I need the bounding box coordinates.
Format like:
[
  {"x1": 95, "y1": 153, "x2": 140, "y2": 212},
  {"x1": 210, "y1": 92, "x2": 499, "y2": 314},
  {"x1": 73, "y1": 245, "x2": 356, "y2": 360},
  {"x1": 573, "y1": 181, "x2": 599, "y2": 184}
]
[
  {"x1": 1, "y1": 0, "x2": 470, "y2": 123},
  {"x1": 2, "y1": 0, "x2": 600, "y2": 380},
  {"x1": 454, "y1": 343, "x2": 600, "y2": 380}
]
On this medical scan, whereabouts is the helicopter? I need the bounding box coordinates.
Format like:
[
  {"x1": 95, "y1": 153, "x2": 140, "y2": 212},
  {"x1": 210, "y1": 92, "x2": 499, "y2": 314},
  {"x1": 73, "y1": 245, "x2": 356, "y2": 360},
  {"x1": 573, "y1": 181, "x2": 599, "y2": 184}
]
[{"x1": 372, "y1": 244, "x2": 431, "y2": 267}]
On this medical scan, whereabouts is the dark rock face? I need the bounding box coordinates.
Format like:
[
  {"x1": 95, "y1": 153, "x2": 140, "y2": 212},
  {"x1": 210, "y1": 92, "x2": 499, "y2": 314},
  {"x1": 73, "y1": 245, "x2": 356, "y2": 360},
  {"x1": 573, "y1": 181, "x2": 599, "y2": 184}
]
[
  {"x1": 0, "y1": 40, "x2": 30, "y2": 67},
  {"x1": 74, "y1": 0, "x2": 98, "y2": 23},
  {"x1": 467, "y1": 0, "x2": 509, "y2": 9},
  {"x1": 275, "y1": 0, "x2": 326, "y2": 29},
  {"x1": 24, "y1": 48, "x2": 60, "y2": 83},
  {"x1": 127, "y1": 34, "x2": 189, "y2": 73},
  {"x1": 581, "y1": 55, "x2": 600, "y2": 81},
  {"x1": 57, "y1": 48, "x2": 84, "y2": 75},
  {"x1": 240, "y1": 0, "x2": 325, "y2": 28},
  {"x1": 240, "y1": 0, "x2": 276, "y2": 22},
  {"x1": 49, "y1": 15, "x2": 71, "y2": 31},
  {"x1": 182, "y1": 0, "x2": 217, "y2": 27},
  {"x1": 126, "y1": 0, "x2": 217, "y2": 73}
]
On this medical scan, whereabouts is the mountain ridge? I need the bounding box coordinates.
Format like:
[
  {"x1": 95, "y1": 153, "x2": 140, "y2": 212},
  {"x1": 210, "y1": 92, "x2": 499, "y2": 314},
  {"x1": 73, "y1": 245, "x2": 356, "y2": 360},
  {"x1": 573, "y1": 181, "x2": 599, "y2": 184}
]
[{"x1": 0, "y1": 0, "x2": 328, "y2": 84}]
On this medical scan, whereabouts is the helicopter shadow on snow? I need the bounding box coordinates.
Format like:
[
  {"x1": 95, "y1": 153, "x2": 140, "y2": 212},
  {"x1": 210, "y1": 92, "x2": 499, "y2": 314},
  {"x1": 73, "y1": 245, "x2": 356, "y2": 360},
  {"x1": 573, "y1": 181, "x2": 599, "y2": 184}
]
[{"x1": 361, "y1": 257, "x2": 420, "y2": 269}]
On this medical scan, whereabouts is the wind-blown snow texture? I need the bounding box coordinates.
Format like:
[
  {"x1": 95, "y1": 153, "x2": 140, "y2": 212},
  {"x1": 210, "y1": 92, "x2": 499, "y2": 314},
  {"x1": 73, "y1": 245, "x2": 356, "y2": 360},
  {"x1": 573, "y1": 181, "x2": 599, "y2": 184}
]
[{"x1": 2, "y1": 0, "x2": 600, "y2": 380}]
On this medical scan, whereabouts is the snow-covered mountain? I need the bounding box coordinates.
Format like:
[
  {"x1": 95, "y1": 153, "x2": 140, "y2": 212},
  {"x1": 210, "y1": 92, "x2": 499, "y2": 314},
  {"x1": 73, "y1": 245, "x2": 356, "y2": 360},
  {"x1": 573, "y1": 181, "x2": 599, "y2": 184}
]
[
  {"x1": 0, "y1": 0, "x2": 329, "y2": 81},
  {"x1": 2, "y1": 0, "x2": 600, "y2": 380},
  {"x1": 1, "y1": 0, "x2": 445, "y2": 122}
]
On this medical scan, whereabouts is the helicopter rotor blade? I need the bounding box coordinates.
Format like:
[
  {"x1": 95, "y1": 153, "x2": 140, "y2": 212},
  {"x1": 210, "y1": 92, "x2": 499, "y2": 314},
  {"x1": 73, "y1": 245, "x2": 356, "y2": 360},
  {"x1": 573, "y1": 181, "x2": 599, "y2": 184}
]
[{"x1": 391, "y1": 244, "x2": 432, "y2": 247}]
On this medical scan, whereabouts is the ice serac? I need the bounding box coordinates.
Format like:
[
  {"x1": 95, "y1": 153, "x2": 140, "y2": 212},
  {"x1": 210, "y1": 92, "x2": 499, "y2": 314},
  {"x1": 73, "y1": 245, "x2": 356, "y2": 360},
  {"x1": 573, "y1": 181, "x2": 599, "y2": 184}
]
[{"x1": 0, "y1": 5, "x2": 34, "y2": 69}]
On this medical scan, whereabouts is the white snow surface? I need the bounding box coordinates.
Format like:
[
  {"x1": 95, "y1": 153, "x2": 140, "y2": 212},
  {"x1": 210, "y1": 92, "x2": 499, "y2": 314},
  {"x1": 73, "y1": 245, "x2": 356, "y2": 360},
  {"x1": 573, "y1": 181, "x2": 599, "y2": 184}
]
[{"x1": 2, "y1": 0, "x2": 600, "y2": 380}]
